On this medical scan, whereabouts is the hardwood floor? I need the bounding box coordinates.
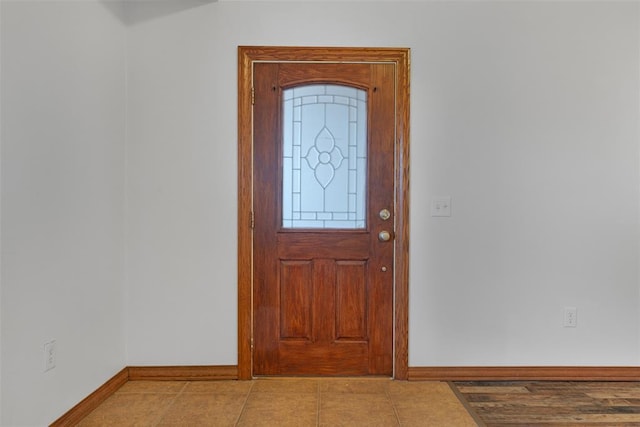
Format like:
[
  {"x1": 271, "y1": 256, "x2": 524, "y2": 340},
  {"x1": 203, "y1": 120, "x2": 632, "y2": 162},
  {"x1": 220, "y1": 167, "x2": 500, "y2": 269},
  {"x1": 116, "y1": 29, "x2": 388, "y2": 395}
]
[{"x1": 453, "y1": 381, "x2": 640, "y2": 426}]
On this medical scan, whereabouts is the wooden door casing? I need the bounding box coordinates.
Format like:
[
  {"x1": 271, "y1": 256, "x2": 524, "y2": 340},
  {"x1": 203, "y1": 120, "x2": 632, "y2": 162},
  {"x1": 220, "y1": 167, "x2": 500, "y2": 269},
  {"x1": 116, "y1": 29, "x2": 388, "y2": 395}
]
[{"x1": 237, "y1": 46, "x2": 410, "y2": 380}]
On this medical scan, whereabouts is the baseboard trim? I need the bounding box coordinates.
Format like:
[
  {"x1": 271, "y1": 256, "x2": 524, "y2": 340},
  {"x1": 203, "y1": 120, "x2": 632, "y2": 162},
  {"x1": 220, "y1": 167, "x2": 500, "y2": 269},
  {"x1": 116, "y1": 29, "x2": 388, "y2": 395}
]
[
  {"x1": 50, "y1": 367, "x2": 129, "y2": 427},
  {"x1": 128, "y1": 365, "x2": 238, "y2": 381},
  {"x1": 408, "y1": 366, "x2": 640, "y2": 381},
  {"x1": 50, "y1": 365, "x2": 238, "y2": 426}
]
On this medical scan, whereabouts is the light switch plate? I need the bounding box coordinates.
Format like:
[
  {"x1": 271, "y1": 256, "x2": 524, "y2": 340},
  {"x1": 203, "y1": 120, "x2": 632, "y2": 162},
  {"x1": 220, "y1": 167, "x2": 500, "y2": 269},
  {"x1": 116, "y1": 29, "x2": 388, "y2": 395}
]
[{"x1": 431, "y1": 197, "x2": 451, "y2": 217}]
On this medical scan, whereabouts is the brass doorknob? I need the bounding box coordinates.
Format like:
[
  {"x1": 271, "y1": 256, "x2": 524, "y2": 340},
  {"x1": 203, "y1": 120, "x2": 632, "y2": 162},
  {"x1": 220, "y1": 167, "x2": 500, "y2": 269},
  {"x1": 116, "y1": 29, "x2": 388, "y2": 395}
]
[
  {"x1": 378, "y1": 230, "x2": 391, "y2": 242},
  {"x1": 379, "y1": 209, "x2": 391, "y2": 221}
]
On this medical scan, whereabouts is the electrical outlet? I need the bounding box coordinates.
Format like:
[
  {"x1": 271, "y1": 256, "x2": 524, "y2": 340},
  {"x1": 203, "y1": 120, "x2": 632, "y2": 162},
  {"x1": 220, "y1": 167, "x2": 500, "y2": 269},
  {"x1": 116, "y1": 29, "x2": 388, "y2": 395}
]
[
  {"x1": 44, "y1": 340, "x2": 56, "y2": 372},
  {"x1": 563, "y1": 307, "x2": 577, "y2": 328}
]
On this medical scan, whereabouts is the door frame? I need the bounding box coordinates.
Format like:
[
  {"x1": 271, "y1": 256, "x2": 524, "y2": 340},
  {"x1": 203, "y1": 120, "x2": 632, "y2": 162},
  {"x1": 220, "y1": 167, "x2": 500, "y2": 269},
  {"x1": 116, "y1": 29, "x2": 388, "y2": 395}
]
[{"x1": 237, "y1": 46, "x2": 410, "y2": 380}]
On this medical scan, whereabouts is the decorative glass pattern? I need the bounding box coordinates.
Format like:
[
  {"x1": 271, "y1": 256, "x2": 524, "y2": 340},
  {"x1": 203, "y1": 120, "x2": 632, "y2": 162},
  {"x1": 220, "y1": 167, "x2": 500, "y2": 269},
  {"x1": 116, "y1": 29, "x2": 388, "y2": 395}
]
[{"x1": 282, "y1": 85, "x2": 367, "y2": 229}]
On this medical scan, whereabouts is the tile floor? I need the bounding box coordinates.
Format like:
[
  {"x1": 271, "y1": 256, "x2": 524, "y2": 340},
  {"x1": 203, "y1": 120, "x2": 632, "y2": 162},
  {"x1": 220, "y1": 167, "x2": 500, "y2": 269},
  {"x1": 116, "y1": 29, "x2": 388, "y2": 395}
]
[{"x1": 77, "y1": 378, "x2": 479, "y2": 426}]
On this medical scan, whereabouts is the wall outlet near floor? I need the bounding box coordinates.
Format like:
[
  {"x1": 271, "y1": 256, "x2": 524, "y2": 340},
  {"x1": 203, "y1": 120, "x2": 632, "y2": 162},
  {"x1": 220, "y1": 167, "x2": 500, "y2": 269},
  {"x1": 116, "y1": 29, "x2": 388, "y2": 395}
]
[
  {"x1": 563, "y1": 307, "x2": 577, "y2": 328},
  {"x1": 44, "y1": 340, "x2": 56, "y2": 372}
]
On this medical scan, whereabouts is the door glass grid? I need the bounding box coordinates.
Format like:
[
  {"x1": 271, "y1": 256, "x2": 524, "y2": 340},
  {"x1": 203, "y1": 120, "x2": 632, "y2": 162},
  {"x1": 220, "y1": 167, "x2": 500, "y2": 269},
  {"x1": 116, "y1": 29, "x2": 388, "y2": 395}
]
[{"x1": 282, "y1": 84, "x2": 367, "y2": 229}]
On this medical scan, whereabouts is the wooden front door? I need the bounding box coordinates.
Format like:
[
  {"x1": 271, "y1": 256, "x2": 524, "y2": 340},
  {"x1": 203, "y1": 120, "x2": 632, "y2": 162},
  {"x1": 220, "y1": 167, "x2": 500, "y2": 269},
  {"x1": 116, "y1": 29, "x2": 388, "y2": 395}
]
[{"x1": 252, "y1": 62, "x2": 395, "y2": 376}]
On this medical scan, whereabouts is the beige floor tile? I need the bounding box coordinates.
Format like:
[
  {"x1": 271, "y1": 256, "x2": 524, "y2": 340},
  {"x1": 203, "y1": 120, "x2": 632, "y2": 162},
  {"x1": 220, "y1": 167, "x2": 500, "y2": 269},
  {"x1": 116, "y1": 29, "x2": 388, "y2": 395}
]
[
  {"x1": 389, "y1": 382, "x2": 478, "y2": 427},
  {"x1": 116, "y1": 380, "x2": 187, "y2": 394},
  {"x1": 182, "y1": 380, "x2": 254, "y2": 394},
  {"x1": 156, "y1": 393, "x2": 247, "y2": 426},
  {"x1": 251, "y1": 378, "x2": 319, "y2": 394},
  {"x1": 319, "y1": 378, "x2": 391, "y2": 394},
  {"x1": 77, "y1": 393, "x2": 176, "y2": 427},
  {"x1": 237, "y1": 391, "x2": 318, "y2": 426},
  {"x1": 387, "y1": 380, "x2": 450, "y2": 397},
  {"x1": 393, "y1": 398, "x2": 478, "y2": 427},
  {"x1": 320, "y1": 392, "x2": 399, "y2": 426},
  {"x1": 78, "y1": 379, "x2": 484, "y2": 426}
]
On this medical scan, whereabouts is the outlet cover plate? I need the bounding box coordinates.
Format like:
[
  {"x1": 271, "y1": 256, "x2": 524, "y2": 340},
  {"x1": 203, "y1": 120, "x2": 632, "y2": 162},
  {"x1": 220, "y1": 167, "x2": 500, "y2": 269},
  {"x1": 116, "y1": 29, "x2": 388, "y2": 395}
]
[
  {"x1": 44, "y1": 340, "x2": 56, "y2": 372},
  {"x1": 563, "y1": 307, "x2": 577, "y2": 328}
]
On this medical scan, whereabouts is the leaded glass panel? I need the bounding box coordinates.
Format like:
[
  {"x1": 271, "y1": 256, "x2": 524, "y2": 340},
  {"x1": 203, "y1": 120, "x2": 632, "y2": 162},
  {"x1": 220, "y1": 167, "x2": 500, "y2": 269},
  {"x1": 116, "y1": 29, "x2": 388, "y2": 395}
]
[{"x1": 282, "y1": 84, "x2": 367, "y2": 229}]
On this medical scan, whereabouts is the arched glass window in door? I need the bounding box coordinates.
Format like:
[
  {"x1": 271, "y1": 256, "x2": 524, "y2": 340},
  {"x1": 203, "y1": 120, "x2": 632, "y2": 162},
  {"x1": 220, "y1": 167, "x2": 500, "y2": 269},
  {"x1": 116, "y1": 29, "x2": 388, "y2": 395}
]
[{"x1": 282, "y1": 84, "x2": 367, "y2": 229}]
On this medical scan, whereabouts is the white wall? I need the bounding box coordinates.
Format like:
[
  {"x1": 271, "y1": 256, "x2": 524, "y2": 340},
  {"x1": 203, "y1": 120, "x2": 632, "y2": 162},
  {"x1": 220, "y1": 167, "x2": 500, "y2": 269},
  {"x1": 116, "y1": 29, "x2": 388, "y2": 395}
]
[
  {"x1": 0, "y1": 1, "x2": 638, "y2": 423},
  {"x1": 412, "y1": 2, "x2": 640, "y2": 365},
  {"x1": 125, "y1": 3, "x2": 239, "y2": 364},
  {"x1": 125, "y1": 0, "x2": 640, "y2": 367},
  {"x1": 1, "y1": 1, "x2": 127, "y2": 425}
]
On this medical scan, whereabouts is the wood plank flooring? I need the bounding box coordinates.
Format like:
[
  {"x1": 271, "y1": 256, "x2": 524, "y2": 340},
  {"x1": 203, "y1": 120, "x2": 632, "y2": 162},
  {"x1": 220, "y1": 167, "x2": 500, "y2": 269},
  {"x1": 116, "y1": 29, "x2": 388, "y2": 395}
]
[{"x1": 453, "y1": 381, "x2": 640, "y2": 426}]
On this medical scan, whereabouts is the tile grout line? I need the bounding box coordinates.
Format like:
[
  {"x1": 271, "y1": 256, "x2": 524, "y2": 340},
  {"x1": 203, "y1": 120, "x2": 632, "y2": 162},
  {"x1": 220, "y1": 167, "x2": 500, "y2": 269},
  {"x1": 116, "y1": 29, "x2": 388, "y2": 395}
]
[
  {"x1": 152, "y1": 382, "x2": 190, "y2": 427},
  {"x1": 386, "y1": 381, "x2": 403, "y2": 427},
  {"x1": 316, "y1": 380, "x2": 321, "y2": 427},
  {"x1": 234, "y1": 380, "x2": 256, "y2": 426}
]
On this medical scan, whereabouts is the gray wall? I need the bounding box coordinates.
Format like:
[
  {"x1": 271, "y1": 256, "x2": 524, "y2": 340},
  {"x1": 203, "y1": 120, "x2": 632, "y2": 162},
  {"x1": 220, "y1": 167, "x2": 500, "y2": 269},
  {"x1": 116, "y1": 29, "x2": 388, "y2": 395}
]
[
  {"x1": 1, "y1": 1, "x2": 127, "y2": 425},
  {"x1": 1, "y1": 1, "x2": 639, "y2": 425}
]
